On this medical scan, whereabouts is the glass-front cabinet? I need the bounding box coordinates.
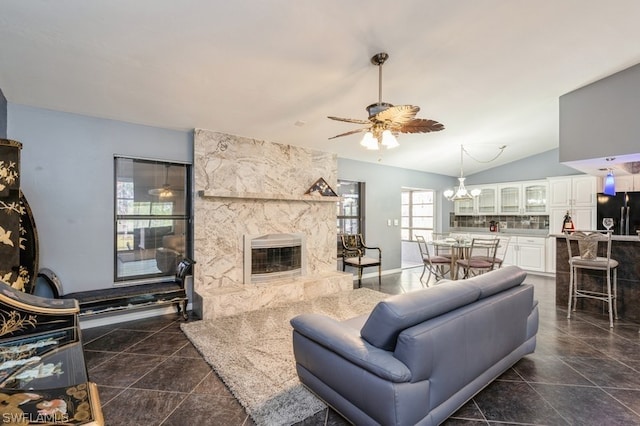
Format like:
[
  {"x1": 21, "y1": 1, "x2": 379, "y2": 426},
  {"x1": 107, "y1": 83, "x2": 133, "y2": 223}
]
[
  {"x1": 523, "y1": 182, "x2": 547, "y2": 214},
  {"x1": 498, "y1": 184, "x2": 521, "y2": 214},
  {"x1": 498, "y1": 180, "x2": 548, "y2": 215},
  {"x1": 454, "y1": 185, "x2": 497, "y2": 215},
  {"x1": 477, "y1": 186, "x2": 497, "y2": 214}
]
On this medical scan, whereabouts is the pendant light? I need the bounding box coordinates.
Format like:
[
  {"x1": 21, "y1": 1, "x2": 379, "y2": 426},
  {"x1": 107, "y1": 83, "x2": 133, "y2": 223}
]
[
  {"x1": 148, "y1": 164, "x2": 174, "y2": 198},
  {"x1": 603, "y1": 169, "x2": 616, "y2": 196},
  {"x1": 444, "y1": 145, "x2": 481, "y2": 201}
]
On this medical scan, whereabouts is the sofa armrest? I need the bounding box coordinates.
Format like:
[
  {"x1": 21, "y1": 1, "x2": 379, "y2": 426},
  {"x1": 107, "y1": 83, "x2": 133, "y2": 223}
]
[{"x1": 291, "y1": 313, "x2": 411, "y2": 383}]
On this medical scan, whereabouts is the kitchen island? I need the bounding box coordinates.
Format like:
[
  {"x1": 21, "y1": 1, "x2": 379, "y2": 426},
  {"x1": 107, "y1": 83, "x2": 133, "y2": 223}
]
[{"x1": 554, "y1": 233, "x2": 640, "y2": 323}]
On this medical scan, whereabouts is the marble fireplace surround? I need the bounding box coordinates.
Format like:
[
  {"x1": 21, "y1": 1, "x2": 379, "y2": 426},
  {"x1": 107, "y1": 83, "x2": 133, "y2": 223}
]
[{"x1": 193, "y1": 129, "x2": 352, "y2": 320}]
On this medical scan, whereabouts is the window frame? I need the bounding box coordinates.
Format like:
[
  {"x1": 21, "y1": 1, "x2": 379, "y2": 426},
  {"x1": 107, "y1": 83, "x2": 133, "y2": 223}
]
[
  {"x1": 114, "y1": 156, "x2": 192, "y2": 282},
  {"x1": 336, "y1": 180, "x2": 365, "y2": 255},
  {"x1": 401, "y1": 188, "x2": 435, "y2": 242}
]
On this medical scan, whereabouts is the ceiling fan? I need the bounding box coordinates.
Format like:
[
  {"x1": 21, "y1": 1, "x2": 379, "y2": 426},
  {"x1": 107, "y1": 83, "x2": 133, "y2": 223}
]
[{"x1": 328, "y1": 52, "x2": 444, "y2": 149}]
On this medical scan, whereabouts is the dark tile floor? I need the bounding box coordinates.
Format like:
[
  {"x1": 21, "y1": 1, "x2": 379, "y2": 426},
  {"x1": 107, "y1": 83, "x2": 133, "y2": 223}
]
[{"x1": 83, "y1": 268, "x2": 640, "y2": 425}]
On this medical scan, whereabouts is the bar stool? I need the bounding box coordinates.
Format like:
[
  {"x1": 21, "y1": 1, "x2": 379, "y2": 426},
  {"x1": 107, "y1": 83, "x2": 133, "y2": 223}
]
[{"x1": 565, "y1": 230, "x2": 619, "y2": 328}]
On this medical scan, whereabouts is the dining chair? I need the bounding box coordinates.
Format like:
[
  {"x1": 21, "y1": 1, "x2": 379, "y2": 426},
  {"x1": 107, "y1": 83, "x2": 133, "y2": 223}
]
[
  {"x1": 565, "y1": 230, "x2": 619, "y2": 328},
  {"x1": 471, "y1": 235, "x2": 510, "y2": 269},
  {"x1": 415, "y1": 235, "x2": 450, "y2": 285},
  {"x1": 431, "y1": 232, "x2": 453, "y2": 260},
  {"x1": 340, "y1": 234, "x2": 382, "y2": 288},
  {"x1": 455, "y1": 237, "x2": 499, "y2": 279}
]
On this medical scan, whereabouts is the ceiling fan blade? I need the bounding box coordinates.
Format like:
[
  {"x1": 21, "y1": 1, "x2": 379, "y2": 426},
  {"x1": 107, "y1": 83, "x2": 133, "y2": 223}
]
[
  {"x1": 392, "y1": 118, "x2": 445, "y2": 134},
  {"x1": 373, "y1": 105, "x2": 419, "y2": 124},
  {"x1": 327, "y1": 116, "x2": 371, "y2": 125},
  {"x1": 328, "y1": 127, "x2": 370, "y2": 140}
]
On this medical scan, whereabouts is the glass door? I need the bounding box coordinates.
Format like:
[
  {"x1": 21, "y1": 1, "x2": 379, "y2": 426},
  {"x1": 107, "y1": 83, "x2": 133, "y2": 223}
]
[
  {"x1": 477, "y1": 187, "x2": 497, "y2": 215},
  {"x1": 523, "y1": 183, "x2": 547, "y2": 214},
  {"x1": 499, "y1": 185, "x2": 521, "y2": 214}
]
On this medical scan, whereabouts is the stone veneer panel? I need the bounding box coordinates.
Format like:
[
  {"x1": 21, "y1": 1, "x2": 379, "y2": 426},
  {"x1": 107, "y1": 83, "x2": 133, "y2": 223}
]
[{"x1": 193, "y1": 130, "x2": 352, "y2": 319}]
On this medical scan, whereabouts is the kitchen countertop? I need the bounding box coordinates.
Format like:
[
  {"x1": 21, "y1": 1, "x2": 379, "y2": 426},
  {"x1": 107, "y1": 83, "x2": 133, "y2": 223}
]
[
  {"x1": 450, "y1": 227, "x2": 550, "y2": 237},
  {"x1": 549, "y1": 232, "x2": 640, "y2": 242}
]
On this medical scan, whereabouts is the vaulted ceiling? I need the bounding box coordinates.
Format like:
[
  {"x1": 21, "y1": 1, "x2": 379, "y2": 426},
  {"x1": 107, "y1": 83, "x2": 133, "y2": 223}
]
[{"x1": 2, "y1": 1, "x2": 640, "y2": 176}]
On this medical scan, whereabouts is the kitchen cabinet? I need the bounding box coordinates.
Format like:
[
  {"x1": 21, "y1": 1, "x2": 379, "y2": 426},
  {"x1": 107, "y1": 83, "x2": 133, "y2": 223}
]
[
  {"x1": 503, "y1": 236, "x2": 546, "y2": 273},
  {"x1": 548, "y1": 175, "x2": 596, "y2": 232},
  {"x1": 454, "y1": 185, "x2": 497, "y2": 215},
  {"x1": 497, "y1": 180, "x2": 548, "y2": 215}
]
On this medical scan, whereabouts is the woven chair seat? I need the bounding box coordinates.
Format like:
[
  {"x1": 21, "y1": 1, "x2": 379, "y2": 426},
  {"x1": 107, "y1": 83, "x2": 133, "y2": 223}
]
[{"x1": 343, "y1": 256, "x2": 380, "y2": 267}]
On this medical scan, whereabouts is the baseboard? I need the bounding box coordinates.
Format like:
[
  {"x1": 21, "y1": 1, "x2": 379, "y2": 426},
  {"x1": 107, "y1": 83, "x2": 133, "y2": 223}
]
[
  {"x1": 79, "y1": 302, "x2": 192, "y2": 329},
  {"x1": 348, "y1": 268, "x2": 403, "y2": 282}
]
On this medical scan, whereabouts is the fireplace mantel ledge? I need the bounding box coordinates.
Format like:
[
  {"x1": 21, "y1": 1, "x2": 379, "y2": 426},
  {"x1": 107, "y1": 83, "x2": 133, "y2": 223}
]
[{"x1": 198, "y1": 190, "x2": 340, "y2": 202}]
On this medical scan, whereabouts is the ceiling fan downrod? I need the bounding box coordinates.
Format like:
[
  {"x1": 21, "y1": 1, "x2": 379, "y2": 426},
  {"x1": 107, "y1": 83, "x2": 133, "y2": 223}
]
[{"x1": 367, "y1": 52, "x2": 392, "y2": 117}]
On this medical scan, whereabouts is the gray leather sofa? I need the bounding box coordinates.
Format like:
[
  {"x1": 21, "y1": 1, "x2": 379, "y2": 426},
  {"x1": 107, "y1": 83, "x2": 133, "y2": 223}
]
[{"x1": 290, "y1": 266, "x2": 538, "y2": 426}]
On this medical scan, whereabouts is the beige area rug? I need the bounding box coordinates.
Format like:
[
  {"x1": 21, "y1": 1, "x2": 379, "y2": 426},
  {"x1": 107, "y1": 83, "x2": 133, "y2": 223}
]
[{"x1": 180, "y1": 288, "x2": 388, "y2": 426}]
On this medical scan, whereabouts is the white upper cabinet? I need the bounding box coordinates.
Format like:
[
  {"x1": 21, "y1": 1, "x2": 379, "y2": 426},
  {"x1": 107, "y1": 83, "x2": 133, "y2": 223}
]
[
  {"x1": 453, "y1": 184, "x2": 497, "y2": 215},
  {"x1": 498, "y1": 180, "x2": 548, "y2": 215},
  {"x1": 548, "y1": 175, "x2": 597, "y2": 232},
  {"x1": 476, "y1": 186, "x2": 497, "y2": 215},
  {"x1": 549, "y1": 175, "x2": 596, "y2": 207}
]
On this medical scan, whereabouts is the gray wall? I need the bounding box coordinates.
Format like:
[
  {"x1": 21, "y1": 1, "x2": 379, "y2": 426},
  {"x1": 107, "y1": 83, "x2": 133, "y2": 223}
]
[
  {"x1": 338, "y1": 158, "x2": 455, "y2": 270},
  {"x1": 560, "y1": 62, "x2": 640, "y2": 162},
  {"x1": 8, "y1": 104, "x2": 192, "y2": 293},
  {"x1": 0, "y1": 88, "x2": 6, "y2": 139},
  {"x1": 7, "y1": 102, "x2": 578, "y2": 284},
  {"x1": 467, "y1": 148, "x2": 580, "y2": 185}
]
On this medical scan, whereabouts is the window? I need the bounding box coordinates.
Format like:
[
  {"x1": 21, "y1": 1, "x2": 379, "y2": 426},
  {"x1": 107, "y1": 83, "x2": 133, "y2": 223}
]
[
  {"x1": 336, "y1": 180, "x2": 364, "y2": 255},
  {"x1": 114, "y1": 157, "x2": 191, "y2": 281},
  {"x1": 336, "y1": 180, "x2": 364, "y2": 235},
  {"x1": 401, "y1": 188, "x2": 435, "y2": 241}
]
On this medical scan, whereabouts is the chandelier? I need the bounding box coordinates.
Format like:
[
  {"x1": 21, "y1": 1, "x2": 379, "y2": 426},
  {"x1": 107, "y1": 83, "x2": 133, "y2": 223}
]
[
  {"x1": 444, "y1": 145, "x2": 506, "y2": 201},
  {"x1": 443, "y1": 145, "x2": 480, "y2": 201}
]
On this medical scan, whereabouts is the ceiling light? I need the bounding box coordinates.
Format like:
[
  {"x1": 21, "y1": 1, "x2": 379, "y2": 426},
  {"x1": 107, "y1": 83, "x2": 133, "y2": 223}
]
[
  {"x1": 360, "y1": 132, "x2": 379, "y2": 150},
  {"x1": 380, "y1": 130, "x2": 399, "y2": 148},
  {"x1": 148, "y1": 165, "x2": 174, "y2": 198},
  {"x1": 603, "y1": 169, "x2": 616, "y2": 196},
  {"x1": 444, "y1": 145, "x2": 505, "y2": 201},
  {"x1": 328, "y1": 52, "x2": 444, "y2": 148}
]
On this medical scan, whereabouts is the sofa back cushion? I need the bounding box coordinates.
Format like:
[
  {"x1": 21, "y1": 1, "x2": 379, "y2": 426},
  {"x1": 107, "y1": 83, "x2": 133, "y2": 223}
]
[
  {"x1": 464, "y1": 265, "x2": 527, "y2": 298},
  {"x1": 360, "y1": 265, "x2": 527, "y2": 351},
  {"x1": 361, "y1": 281, "x2": 481, "y2": 350}
]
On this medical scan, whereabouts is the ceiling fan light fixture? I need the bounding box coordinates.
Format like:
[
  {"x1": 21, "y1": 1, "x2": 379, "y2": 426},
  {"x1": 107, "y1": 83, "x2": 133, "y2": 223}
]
[
  {"x1": 381, "y1": 130, "x2": 399, "y2": 148},
  {"x1": 149, "y1": 185, "x2": 174, "y2": 198},
  {"x1": 148, "y1": 164, "x2": 175, "y2": 198},
  {"x1": 328, "y1": 52, "x2": 444, "y2": 147},
  {"x1": 360, "y1": 132, "x2": 379, "y2": 150}
]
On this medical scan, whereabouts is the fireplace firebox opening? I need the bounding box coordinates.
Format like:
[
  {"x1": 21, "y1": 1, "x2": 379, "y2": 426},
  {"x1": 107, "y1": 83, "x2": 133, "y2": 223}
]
[{"x1": 244, "y1": 233, "x2": 306, "y2": 284}]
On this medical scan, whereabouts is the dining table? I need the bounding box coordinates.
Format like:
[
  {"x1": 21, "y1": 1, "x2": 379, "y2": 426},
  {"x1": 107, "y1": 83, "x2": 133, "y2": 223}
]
[
  {"x1": 429, "y1": 237, "x2": 473, "y2": 280},
  {"x1": 430, "y1": 236, "x2": 500, "y2": 280}
]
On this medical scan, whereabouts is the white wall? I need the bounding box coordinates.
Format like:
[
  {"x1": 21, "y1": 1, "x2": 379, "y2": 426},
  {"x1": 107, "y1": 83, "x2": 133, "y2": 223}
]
[{"x1": 8, "y1": 104, "x2": 192, "y2": 293}]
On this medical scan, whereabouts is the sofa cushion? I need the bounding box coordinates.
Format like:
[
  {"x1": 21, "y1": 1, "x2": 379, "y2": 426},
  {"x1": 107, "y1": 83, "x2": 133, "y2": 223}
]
[
  {"x1": 361, "y1": 281, "x2": 481, "y2": 351},
  {"x1": 360, "y1": 266, "x2": 528, "y2": 351},
  {"x1": 464, "y1": 265, "x2": 527, "y2": 299}
]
